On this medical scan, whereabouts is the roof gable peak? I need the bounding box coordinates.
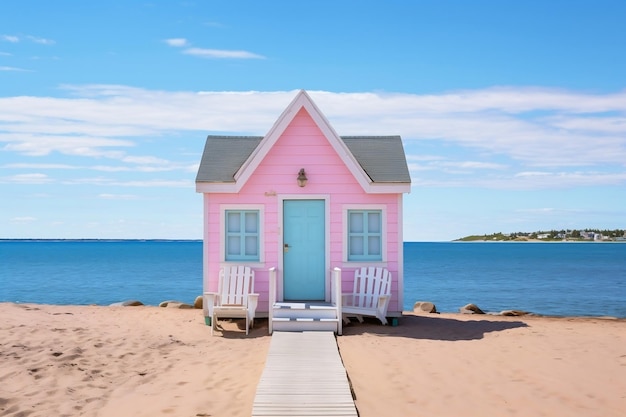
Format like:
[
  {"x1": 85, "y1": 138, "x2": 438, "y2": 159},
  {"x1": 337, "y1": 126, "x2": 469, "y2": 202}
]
[{"x1": 234, "y1": 90, "x2": 371, "y2": 188}]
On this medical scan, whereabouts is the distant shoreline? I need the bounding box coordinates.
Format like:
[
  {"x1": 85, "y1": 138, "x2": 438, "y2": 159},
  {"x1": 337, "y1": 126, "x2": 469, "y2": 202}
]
[
  {"x1": 456, "y1": 229, "x2": 626, "y2": 242},
  {"x1": 0, "y1": 238, "x2": 203, "y2": 242},
  {"x1": 452, "y1": 239, "x2": 626, "y2": 243},
  {"x1": 2, "y1": 238, "x2": 624, "y2": 244}
]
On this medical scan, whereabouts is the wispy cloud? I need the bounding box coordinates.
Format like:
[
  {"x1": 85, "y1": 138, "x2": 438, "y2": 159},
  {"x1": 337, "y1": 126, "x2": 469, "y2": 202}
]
[
  {"x1": 0, "y1": 66, "x2": 32, "y2": 72},
  {"x1": 63, "y1": 177, "x2": 192, "y2": 188},
  {"x1": 27, "y1": 36, "x2": 55, "y2": 45},
  {"x1": 98, "y1": 193, "x2": 139, "y2": 200},
  {"x1": 1, "y1": 87, "x2": 624, "y2": 190},
  {"x1": 3, "y1": 163, "x2": 77, "y2": 169},
  {"x1": 10, "y1": 216, "x2": 37, "y2": 223},
  {"x1": 1, "y1": 35, "x2": 19, "y2": 43},
  {"x1": 165, "y1": 37, "x2": 265, "y2": 59},
  {"x1": 515, "y1": 207, "x2": 584, "y2": 214},
  {"x1": 164, "y1": 38, "x2": 188, "y2": 47},
  {"x1": 182, "y1": 47, "x2": 265, "y2": 59},
  {"x1": 5, "y1": 173, "x2": 53, "y2": 184},
  {"x1": 1, "y1": 34, "x2": 55, "y2": 45}
]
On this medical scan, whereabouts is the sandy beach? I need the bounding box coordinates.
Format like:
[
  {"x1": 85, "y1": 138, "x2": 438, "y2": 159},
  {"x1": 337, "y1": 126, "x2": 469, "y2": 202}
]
[{"x1": 1, "y1": 303, "x2": 625, "y2": 417}]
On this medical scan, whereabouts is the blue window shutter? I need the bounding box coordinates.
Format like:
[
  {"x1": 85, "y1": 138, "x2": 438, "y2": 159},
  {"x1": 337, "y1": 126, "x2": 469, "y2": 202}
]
[
  {"x1": 225, "y1": 210, "x2": 259, "y2": 261},
  {"x1": 348, "y1": 210, "x2": 382, "y2": 261}
]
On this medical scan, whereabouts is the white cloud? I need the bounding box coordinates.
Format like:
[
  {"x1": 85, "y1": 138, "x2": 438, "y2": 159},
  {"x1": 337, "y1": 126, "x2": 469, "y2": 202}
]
[
  {"x1": 0, "y1": 66, "x2": 31, "y2": 72},
  {"x1": 98, "y1": 193, "x2": 138, "y2": 200},
  {"x1": 3, "y1": 163, "x2": 77, "y2": 169},
  {"x1": 27, "y1": 36, "x2": 55, "y2": 45},
  {"x1": 70, "y1": 178, "x2": 192, "y2": 188},
  {"x1": 164, "y1": 38, "x2": 188, "y2": 47},
  {"x1": 1, "y1": 134, "x2": 133, "y2": 157},
  {"x1": 164, "y1": 37, "x2": 264, "y2": 59},
  {"x1": 10, "y1": 216, "x2": 37, "y2": 223},
  {"x1": 1, "y1": 34, "x2": 55, "y2": 45},
  {"x1": 0, "y1": 86, "x2": 624, "y2": 191},
  {"x1": 121, "y1": 155, "x2": 170, "y2": 165},
  {"x1": 515, "y1": 208, "x2": 584, "y2": 214},
  {"x1": 5, "y1": 173, "x2": 52, "y2": 184},
  {"x1": 444, "y1": 161, "x2": 508, "y2": 170},
  {"x1": 182, "y1": 47, "x2": 265, "y2": 59},
  {"x1": 1, "y1": 35, "x2": 19, "y2": 43}
]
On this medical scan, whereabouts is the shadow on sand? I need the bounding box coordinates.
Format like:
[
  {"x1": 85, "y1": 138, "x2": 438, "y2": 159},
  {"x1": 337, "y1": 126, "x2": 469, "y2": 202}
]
[
  {"x1": 208, "y1": 314, "x2": 529, "y2": 341},
  {"x1": 341, "y1": 314, "x2": 529, "y2": 342}
]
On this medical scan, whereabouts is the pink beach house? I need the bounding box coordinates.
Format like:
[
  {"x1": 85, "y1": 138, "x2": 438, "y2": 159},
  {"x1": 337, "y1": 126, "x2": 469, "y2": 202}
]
[{"x1": 195, "y1": 90, "x2": 411, "y2": 333}]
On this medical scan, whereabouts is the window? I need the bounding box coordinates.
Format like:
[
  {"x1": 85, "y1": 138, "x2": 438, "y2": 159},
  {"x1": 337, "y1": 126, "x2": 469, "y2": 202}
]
[
  {"x1": 348, "y1": 210, "x2": 382, "y2": 261},
  {"x1": 225, "y1": 210, "x2": 259, "y2": 261}
]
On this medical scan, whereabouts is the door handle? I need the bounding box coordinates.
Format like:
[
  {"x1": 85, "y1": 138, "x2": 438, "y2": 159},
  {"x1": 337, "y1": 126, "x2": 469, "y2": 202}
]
[{"x1": 284, "y1": 243, "x2": 290, "y2": 253}]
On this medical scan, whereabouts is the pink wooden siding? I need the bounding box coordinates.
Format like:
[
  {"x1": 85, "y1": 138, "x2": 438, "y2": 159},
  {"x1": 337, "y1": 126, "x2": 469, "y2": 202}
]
[{"x1": 203, "y1": 107, "x2": 404, "y2": 314}]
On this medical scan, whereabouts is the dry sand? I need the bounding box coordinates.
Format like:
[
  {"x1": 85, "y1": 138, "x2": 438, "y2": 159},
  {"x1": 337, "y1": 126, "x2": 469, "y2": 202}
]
[{"x1": 1, "y1": 303, "x2": 625, "y2": 417}]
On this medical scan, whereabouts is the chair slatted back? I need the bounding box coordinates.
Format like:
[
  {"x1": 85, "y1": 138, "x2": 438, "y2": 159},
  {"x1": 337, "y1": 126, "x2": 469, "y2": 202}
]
[
  {"x1": 219, "y1": 265, "x2": 254, "y2": 306},
  {"x1": 352, "y1": 267, "x2": 392, "y2": 308}
]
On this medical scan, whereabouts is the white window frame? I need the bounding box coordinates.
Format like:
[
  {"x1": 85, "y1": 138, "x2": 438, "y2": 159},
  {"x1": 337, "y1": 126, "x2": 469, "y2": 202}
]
[
  {"x1": 342, "y1": 204, "x2": 387, "y2": 264},
  {"x1": 220, "y1": 204, "x2": 264, "y2": 265}
]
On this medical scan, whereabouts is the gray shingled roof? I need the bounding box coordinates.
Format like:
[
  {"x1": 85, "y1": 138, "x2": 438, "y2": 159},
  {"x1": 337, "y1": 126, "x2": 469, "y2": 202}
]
[
  {"x1": 341, "y1": 136, "x2": 411, "y2": 183},
  {"x1": 195, "y1": 136, "x2": 263, "y2": 183},
  {"x1": 195, "y1": 135, "x2": 410, "y2": 184}
]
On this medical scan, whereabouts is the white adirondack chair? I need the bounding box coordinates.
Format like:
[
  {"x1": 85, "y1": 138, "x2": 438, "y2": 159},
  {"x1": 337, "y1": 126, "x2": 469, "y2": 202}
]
[
  {"x1": 342, "y1": 267, "x2": 392, "y2": 325},
  {"x1": 203, "y1": 265, "x2": 259, "y2": 336}
]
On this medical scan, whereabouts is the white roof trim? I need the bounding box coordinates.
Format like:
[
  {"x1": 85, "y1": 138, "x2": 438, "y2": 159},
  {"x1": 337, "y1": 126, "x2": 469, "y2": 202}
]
[{"x1": 195, "y1": 182, "x2": 239, "y2": 193}]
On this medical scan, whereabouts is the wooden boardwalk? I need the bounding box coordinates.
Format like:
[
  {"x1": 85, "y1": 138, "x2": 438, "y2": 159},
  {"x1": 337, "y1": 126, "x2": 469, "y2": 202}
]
[{"x1": 252, "y1": 331, "x2": 358, "y2": 417}]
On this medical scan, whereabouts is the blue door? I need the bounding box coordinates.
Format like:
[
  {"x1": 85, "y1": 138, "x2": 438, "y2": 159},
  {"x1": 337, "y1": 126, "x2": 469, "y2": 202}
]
[{"x1": 283, "y1": 200, "x2": 325, "y2": 301}]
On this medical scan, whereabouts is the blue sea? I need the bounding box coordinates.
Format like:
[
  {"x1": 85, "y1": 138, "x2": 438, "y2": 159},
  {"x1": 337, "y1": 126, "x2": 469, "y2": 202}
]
[{"x1": 1, "y1": 240, "x2": 625, "y2": 317}]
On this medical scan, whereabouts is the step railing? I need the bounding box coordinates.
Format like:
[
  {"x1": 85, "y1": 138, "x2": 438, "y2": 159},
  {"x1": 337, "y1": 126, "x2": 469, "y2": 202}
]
[
  {"x1": 331, "y1": 267, "x2": 343, "y2": 336},
  {"x1": 268, "y1": 267, "x2": 276, "y2": 334}
]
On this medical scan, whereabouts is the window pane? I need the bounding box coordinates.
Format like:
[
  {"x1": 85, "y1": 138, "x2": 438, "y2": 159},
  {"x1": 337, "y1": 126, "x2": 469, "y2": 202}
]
[
  {"x1": 368, "y1": 212, "x2": 381, "y2": 233},
  {"x1": 227, "y1": 236, "x2": 241, "y2": 256},
  {"x1": 245, "y1": 212, "x2": 258, "y2": 233},
  {"x1": 349, "y1": 212, "x2": 364, "y2": 233},
  {"x1": 368, "y1": 236, "x2": 381, "y2": 255},
  {"x1": 226, "y1": 212, "x2": 240, "y2": 233},
  {"x1": 350, "y1": 236, "x2": 364, "y2": 256},
  {"x1": 245, "y1": 236, "x2": 258, "y2": 256},
  {"x1": 225, "y1": 209, "x2": 260, "y2": 261}
]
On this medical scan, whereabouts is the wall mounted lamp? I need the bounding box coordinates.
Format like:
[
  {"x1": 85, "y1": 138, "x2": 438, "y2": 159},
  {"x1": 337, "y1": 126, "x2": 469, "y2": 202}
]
[{"x1": 297, "y1": 168, "x2": 308, "y2": 187}]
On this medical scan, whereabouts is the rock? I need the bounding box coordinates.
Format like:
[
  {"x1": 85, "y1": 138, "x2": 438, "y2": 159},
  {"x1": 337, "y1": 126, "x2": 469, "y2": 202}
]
[
  {"x1": 168, "y1": 302, "x2": 193, "y2": 309},
  {"x1": 159, "y1": 300, "x2": 193, "y2": 309},
  {"x1": 159, "y1": 300, "x2": 180, "y2": 307},
  {"x1": 500, "y1": 309, "x2": 529, "y2": 316},
  {"x1": 109, "y1": 300, "x2": 144, "y2": 307},
  {"x1": 194, "y1": 295, "x2": 203, "y2": 309},
  {"x1": 460, "y1": 303, "x2": 485, "y2": 314},
  {"x1": 413, "y1": 301, "x2": 437, "y2": 314}
]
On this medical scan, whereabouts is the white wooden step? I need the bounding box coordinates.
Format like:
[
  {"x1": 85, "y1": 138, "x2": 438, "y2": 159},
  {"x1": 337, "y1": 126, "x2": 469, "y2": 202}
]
[
  {"x1": 273, "y1": 302, "x2": 338, "y2": 320},
  {"x1": 272, "y1": 318, "x2": 339, "y2": 333}
]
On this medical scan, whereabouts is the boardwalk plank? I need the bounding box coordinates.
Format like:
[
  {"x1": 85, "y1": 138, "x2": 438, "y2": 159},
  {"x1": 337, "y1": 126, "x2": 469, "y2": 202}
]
[{"x1": 252, "y1": 331, "x2": 358, "y2": 417}]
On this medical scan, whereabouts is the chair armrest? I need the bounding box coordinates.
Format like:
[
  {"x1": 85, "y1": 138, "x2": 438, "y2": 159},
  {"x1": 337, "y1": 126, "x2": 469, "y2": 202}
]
[
  {"x1": 377, "y1": 294, "x2": 391, "y2": 311},
  {"x1": 377, "y1": 294, "x2": 390, "y2": 304},
  {"x1": 203, "y1": 292, "x2": 218, "y2": 316},
  {"x1": 247, "y1": 293, "x2": 260, "y2": 313}
]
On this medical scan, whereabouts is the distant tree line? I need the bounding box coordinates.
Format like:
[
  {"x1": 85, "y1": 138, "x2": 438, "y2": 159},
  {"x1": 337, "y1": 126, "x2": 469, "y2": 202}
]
[{"x1": 458, "y1": 229, "x2": 626, "y2": 241}]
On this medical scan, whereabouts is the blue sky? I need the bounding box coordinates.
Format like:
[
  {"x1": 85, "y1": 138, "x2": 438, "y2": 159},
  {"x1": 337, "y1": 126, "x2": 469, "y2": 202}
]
[{"x1": 1, "y1": 0, "x2": 625, "y2": 241}]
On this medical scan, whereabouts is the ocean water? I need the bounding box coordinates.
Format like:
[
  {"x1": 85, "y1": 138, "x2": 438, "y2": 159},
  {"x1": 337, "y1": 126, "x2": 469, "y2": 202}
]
[
  {"x1": 405, "y1": 242, "x2": 626, "y2": 317},
  {"x1": 0, "y1": 240, "x2": 202, "y2": 307},
  {"x1": 1, "y1": 240, "x2": 625, "y2": 317}
]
